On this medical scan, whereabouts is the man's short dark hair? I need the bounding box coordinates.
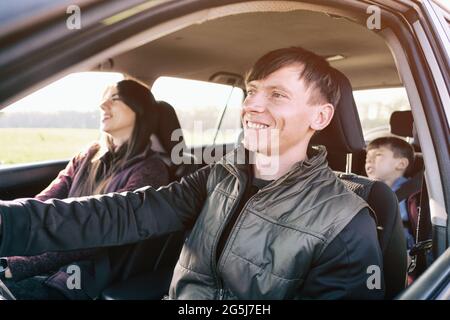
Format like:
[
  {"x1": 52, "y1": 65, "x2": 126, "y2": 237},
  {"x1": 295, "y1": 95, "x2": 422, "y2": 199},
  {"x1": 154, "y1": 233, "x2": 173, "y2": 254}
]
[
  {"x1": 367, "y1": 136, "x2": 415, "y2": 174},
  {"x1": 245, "y1": 47, "x2": 341, "y2": 108}
]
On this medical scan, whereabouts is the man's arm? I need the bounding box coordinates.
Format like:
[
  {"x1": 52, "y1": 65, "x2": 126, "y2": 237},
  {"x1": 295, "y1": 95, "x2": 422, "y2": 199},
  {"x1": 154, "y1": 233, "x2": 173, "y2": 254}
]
[
  {"x1": 3, "y1": 154, "x2": 171, "y2": 281},
  {"x1": 0, "y1": 165, "x2": 212, "y2": 258},
  {"x1": 296, "y1": 208, "x2": 385, "y2": 300}
]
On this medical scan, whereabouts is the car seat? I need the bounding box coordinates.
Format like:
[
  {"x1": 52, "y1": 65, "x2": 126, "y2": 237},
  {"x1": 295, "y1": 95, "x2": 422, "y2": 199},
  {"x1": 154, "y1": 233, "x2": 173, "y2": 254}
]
[{"x1": 311, "y1": 69, "x2": 407, "y2": 299}]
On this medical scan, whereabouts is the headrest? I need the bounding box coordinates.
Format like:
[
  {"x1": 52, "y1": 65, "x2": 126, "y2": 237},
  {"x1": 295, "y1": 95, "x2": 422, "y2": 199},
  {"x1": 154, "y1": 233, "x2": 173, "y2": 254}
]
[
  {"x1": 310, "y1": 69, "x2": 365, "y2": 153},
  {"x1": 153, "y1": 101, "x2": 199, "y2": 180},
  {"x1": 155, "y1": 101, "x2": 186, "y2": 154},
  {"x1": 390, "y1": 110, "x2": 413, "y2": 137},
  {"x1": 390, "y1": 110, "x2": 421, "y2": 152}
]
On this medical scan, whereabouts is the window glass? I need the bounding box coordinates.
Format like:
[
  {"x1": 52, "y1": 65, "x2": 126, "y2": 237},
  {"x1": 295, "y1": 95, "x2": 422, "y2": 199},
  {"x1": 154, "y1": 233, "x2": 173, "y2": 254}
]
[
  {"x1": 0, "y1": 72, "x2": 123, "y2": 165},
  {"x1": 152, "y1": 76, "x2": 244, "y2": 147},
  {"x1": 353, "y1": 87, "x2": 410, "y2": 141}
]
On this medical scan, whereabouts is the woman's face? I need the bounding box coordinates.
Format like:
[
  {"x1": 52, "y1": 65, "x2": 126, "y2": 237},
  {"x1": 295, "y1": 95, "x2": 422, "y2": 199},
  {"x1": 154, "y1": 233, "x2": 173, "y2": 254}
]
[{"x1": 99, "y1": 85, "x2": 136, "y2": 142}]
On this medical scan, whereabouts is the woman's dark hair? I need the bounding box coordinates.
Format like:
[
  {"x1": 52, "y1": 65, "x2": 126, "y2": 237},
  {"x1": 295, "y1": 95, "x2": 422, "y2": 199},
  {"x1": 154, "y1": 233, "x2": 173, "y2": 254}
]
[
  {"x1": 71, "y1": 79, "x2": 159, "y2": 196},
  {"x1": 115, "y1": 79, "x2": 159, "y2": 159}
]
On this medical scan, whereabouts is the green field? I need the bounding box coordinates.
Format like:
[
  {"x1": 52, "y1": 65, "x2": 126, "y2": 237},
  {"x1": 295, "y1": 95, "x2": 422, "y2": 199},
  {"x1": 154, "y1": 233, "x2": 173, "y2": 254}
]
[{"x1": 0, "y1": 128, "x2": 100, "y2": 165}]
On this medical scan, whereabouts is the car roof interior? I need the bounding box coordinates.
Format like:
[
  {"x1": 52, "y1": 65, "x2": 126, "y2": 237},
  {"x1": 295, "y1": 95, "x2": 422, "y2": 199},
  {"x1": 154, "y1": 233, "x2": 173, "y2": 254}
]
[{"x1": 97, "y1": 9, "x2": 400, "y2": 90}]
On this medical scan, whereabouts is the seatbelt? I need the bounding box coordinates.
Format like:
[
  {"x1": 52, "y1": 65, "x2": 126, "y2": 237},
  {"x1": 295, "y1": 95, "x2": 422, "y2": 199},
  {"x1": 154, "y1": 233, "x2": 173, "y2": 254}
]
[
  {"x1": 396, "y1": 171, "x2": 423, "y2": 231},
  {"x1": 407, "y1": 173, "x2": 432, "y2": 276}
]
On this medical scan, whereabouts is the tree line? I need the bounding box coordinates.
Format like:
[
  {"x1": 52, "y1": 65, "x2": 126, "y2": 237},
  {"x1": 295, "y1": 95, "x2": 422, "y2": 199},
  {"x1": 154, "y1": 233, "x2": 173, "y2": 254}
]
[{"x1": 0, "y1": 111, "x2": 100, "y2": 128}]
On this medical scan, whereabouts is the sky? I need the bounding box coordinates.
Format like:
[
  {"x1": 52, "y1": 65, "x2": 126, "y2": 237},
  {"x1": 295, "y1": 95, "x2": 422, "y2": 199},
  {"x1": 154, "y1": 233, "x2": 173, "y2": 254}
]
[
  {"x1": 152, "y1": 76, "x2": 243, "y2": 109},
  {"x1": 3, "y1": 72, "x2": 124, "y2": 113}
]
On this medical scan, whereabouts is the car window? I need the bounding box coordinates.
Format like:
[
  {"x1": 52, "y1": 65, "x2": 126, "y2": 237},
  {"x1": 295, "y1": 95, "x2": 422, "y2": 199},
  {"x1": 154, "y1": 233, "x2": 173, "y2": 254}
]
[
  {"x1": 151, "y1": 76, "x2": 244, "y2": 148},
  {"x1": 0, "y1": 72, "x2": 123, "y2": 166},
  {"x1": 353, "y1": 87, "x2": 411, "y2": 141}
]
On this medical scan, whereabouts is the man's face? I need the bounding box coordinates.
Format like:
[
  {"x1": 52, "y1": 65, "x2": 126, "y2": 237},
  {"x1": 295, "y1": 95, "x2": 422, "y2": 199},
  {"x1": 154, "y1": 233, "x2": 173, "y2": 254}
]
[
  {"x1": 365, "y1": 146, "x2": 406, "y2": 183},
  {"x1": 241, "y1": 65, "x2": 320, "y2": 156}
]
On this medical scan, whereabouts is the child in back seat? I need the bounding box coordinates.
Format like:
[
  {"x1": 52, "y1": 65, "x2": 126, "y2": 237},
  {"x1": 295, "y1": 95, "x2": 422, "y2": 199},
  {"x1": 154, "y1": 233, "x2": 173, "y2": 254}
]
[{"x1": 365, "y1": 136, "x2": 416, "y2": 250}]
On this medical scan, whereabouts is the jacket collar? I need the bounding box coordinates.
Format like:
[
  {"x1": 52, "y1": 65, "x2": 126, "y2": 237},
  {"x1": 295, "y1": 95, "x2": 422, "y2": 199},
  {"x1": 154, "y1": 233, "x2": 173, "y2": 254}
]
[
  {"x1": 97, "y1": 142, "x2": 156, "y2": 171},
  {"x1": 219, "y1": 144, "x2": 329, "y2": 186}
]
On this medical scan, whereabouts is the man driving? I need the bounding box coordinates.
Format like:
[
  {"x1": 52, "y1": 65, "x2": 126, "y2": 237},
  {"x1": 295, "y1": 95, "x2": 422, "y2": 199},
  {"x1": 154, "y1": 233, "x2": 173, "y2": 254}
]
[{"x1": 0, "y1": 47, "x2": 384, "y2": 299}]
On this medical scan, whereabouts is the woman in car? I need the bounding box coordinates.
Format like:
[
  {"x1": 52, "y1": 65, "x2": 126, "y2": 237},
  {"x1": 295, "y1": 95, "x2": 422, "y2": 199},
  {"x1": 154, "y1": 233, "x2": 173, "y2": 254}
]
[{"x1": 2, "y1": 79, "x2": 170, "y2": 299}]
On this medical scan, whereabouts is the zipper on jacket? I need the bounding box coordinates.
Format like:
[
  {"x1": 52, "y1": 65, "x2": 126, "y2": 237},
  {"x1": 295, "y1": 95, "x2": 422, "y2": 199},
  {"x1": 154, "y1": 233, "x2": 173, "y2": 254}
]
[
  {"x1": 211, "y1": 169, "x2": 248, "y2": 299},
  {"x1": 218, "y1": 288, "x2": 225, "y2": 300},
  {"x1": 213, "y1": 166, "x2": 276, "y2": 298},
  {"x1": 213, "y1": 191, "x2": 261, "y2": 299}
]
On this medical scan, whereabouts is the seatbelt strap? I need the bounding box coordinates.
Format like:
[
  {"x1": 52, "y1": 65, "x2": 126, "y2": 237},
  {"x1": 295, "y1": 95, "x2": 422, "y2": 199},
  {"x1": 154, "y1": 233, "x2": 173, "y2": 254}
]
[{"x1": 407, "y1": 172, "x2": 432, "y2": 275}]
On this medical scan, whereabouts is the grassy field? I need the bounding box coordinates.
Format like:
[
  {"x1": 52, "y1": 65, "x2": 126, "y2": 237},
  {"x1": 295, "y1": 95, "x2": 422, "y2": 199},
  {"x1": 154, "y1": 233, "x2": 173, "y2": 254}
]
[{"x1": 0, "y1": 128, "x2": 100, "y2": 165}]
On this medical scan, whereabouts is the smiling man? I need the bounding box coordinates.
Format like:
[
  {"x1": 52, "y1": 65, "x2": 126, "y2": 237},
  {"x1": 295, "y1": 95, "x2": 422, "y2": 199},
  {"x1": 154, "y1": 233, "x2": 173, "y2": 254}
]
[{"x1": 0, "y1": 47, "x2": 384, "y2": 300}]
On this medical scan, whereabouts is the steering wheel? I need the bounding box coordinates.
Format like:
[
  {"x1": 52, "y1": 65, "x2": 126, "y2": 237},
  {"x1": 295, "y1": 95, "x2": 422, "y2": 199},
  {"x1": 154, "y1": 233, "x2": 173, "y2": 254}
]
[{"x1": 0, "y1": 279, "x2": 16, "y2": 300}]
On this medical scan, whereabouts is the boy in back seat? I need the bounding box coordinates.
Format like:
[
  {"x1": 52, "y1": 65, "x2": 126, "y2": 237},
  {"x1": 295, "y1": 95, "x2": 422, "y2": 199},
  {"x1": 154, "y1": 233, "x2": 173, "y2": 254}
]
[{"x1": 365, "y1": 136, "x2": 416, "y2": 250}]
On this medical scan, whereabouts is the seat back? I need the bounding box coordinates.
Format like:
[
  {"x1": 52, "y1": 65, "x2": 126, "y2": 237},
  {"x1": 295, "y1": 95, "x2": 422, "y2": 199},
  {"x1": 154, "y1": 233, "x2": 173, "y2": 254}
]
[
  {"x1": 153, "y1": 101, "x2": 200, "y2": 181},
  {"x1": 148, "y1": 100, "x2": 195, "y2": 277},
  {"x1": 390, "y1": 110, "x2": 432, "y2": 278},
  {"x1": 312, "y1": 69, "x2": 407, "y2": 298},
  {"x1": 337, "y1": 173, "x2": 407, "y2": 299}
]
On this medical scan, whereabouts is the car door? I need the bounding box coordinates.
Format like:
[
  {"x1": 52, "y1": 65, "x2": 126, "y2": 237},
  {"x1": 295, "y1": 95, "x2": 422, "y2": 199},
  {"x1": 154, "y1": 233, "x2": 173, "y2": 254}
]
[
  {"x1": 0, "y1": 161, "x2": 67, "y2": 200},
  {"x1": 391, "y1": 0, "x2": 450, "y2": 299}
]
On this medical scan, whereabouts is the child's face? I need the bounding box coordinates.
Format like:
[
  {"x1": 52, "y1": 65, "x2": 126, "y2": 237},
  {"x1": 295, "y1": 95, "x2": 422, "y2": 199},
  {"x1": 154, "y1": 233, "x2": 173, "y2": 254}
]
[{"x1": 365, "y1": 146, "x2": 407, "y2": 184}]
